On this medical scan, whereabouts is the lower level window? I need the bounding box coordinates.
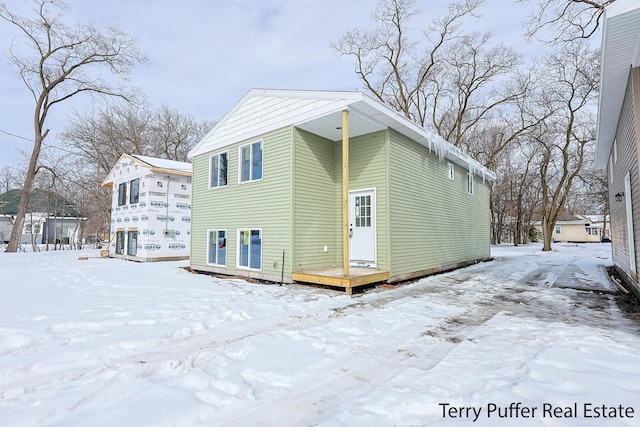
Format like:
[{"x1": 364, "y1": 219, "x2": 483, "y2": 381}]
[
  {"x1": 238, "y1": 229, "x2": 261, "y2": 270},
  {"x1": 115, "y1": 231, "x2": 125, "y2": 254},
  {"x1": 127, "y1": 231, "x2": 138, "y2": 256},
  {"x1": 208, "y1": 229, "x2": 227, "y2": 266}
]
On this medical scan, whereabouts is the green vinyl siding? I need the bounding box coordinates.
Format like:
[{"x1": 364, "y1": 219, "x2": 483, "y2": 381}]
[
  {"x1": 292, "y1": 129, "x2": 338, "y2": 271},
  {"x1": 190, "y1": 126, "x2": 293, "y2": 278},
  {"x1": 388, "y1": 129, "x2": 490, "y2": 277},
  {"x1": 335, "y1": 131, "x2": 390, "y2": 270}
]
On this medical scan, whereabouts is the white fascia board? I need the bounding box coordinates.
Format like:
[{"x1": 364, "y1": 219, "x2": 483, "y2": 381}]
[{"x1": 596, "y1": 0, "x2": 640, "y2": 169}]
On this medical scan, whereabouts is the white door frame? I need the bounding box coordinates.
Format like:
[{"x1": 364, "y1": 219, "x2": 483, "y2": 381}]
[{"x1": 348, "y1": 188, "x2": 377, "y2": 267}]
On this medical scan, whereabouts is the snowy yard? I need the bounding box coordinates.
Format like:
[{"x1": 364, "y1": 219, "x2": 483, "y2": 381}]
[{"x1": 1, "y1": 243, "x2": 639, "y2": 426}]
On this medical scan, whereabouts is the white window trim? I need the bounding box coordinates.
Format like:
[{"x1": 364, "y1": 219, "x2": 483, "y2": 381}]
[
  {"x1": 447, "y1": 163, "x2": 455, "y2": 180},
  {"x1": 555, "y1": 226, "x2": 561, "y2": 234},
  {"x1": 236, "y1": 228, "x2": 262, "y2": 271},
  {"x1": 238, "y1": 140, "x2": 264, "y2": 184},
  {"x1": 467, "y1": 173, "x2": 474, "y2": 195},
  {"x1": 208, "y1": 151, "x2": 229, "y2": 189},
  {"x1": 206, "y1": 229, "x2": 227, "y2": 267}
]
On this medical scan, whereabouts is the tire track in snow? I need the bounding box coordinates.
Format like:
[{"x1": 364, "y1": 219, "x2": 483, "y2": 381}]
[{"x1": 206, "y1": 311, "x2": 501, "y2": 427}]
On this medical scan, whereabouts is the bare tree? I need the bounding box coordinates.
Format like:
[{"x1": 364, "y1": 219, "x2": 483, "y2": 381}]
[
  {"x1": 519, "y1": 0, "x2": 615, "y2": 43},
  {"x1": 0, "y1": 0, "x2": 145, "y2": 252},
  {"x1": 0, "y1": 166, "x2": 19, "y2": 193},
  {"x1": 59, "y1": 101, "x2": 212, "y2": 238},
  {"x1": 148, "y1": 105, "x2": 214, "y2": 161},
  {"x1": 332, "y1": 0, "x2": 526, "y2": 148},
  {"x1": 534, "y1": 41, "x2": 599, "y2": 250}
]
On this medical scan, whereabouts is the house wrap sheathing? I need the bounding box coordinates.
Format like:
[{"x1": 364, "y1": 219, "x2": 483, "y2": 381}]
[{"x1": 102, "y1": 154, "x2": 192, "y2": 262}]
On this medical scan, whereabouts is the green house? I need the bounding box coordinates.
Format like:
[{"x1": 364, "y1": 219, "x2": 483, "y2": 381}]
[{"x1": 188, "y1": 89, "x2": 495, "y2": 293}]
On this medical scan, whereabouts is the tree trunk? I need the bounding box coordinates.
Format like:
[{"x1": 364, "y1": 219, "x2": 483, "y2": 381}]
[
  {"x1": 6, "y1": 135, "x2": 43, "y2": 252},
  {"x1": 542, "y1": 216, "x2": 553, "y2": 251}
]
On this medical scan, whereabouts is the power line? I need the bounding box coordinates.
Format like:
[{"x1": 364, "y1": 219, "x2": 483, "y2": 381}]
[{"x1": 0, "y1": 128, "x2": 31, "y2": 142}]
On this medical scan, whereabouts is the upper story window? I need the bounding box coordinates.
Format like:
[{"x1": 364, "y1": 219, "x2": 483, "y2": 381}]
[
  {"x1": 448, "y1": 163, "x2": 455, "y2": 180},
  {"x1": 210, "y1": 152, "x2": 228, "y2": 188},
  {"x1": 130, "y1": 178, "x2": 140, "y2": 204},
  {"x1": 118, "y1": 182, "x2": 127, "y2": 206},
  {"x1": 239, "y1": 140, "x2": 263, "y2": 183},
  {"x1": 467, "y1": 173, "x2": 474, "y2": 195}
]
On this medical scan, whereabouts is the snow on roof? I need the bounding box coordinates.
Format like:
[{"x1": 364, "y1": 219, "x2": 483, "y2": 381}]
[
  {"x1": 101, "y1": 154, "x2": 192, "y2": 188},
  {"x1": 130, "y1": 155, "x2": 192, "y2": 173},
  {"x1": 189, "y1": 88, "x2": 496, "y2": 181}
]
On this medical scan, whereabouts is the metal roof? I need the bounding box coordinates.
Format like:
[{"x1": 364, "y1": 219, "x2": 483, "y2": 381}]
[{"x1": 595, "y1": 0, "x2": 640, "y2": 169}]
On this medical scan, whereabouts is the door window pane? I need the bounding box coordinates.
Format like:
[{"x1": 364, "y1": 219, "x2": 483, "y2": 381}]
[{"x1": 355, "y1": 195, "x2": 371, "y2": 228}]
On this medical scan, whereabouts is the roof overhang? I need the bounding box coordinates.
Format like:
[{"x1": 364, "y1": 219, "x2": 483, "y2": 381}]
[
  {"x1": 101, "y1": 153, "x2": 192, "y2": 188},
  {"x1": 595, "y1": 0, "x2": 640, "y2": 169},
  {"x1": 190, "y1": 89, "x2": 496, "y2": 181}
]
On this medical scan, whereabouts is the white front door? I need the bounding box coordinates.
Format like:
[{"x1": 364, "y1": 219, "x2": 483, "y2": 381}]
[{"x1": 349, "y1": 189, "x2": 376, "y2": 265}]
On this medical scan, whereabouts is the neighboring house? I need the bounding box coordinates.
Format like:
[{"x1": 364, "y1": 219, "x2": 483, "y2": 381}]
[
  {"x1": 0, "y1": 214, "x2": 13, "y2": 244},
  {"x1": 0, "y1": 189, "x2": 84, "y2": 246},
  {"x1": 102, "y1": 154, "x2": 192, "y2": 262},
  {"x1": 533, "y1": 212, "x2": 607, "y2": 243},
  {"x1": 187, "y1": 89, "x2": 496, "y2": 293},
  {"x1": 583, "y1": 214, "x2": 612, "y2": 242},
  {"x1": 595, "y1": 0, "x2": 640, "y2": 297}
]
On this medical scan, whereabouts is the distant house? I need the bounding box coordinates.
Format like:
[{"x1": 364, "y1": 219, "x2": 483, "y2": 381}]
[
  {"x1": 595, "y1": 0, "x2": 640, "y2": 297},
  {"x1": 102, "y1": 154, "x2": 192, "y2": 262},
  {"x1": 533, "y1": 212, "x2": 608, "y2": 243},
  {"x1": 0, "y1": 189, "x2": 84, "y2": 246},
  {"x1": 187, "y1": 89, "x2": 496, "y2": 293}
]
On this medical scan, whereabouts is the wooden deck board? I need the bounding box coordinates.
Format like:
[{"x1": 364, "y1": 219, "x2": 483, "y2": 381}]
[{"x1": 292, "y1": 267, "x2": 389, "y2": 294}]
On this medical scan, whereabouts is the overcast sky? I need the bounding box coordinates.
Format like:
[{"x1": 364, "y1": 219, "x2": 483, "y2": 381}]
[{"x1": 0, "y1": 0, "x2": 545, "y2": 170}]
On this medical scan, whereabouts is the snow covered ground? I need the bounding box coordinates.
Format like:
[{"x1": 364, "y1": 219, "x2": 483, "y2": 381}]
[{"x1": 1, "y1": 243, "x2": 639, "y2": 426}]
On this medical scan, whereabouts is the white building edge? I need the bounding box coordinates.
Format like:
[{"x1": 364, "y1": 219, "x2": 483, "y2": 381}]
[{"x1": 102, "y1": 154, "x2": 193, "y2": 262}]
